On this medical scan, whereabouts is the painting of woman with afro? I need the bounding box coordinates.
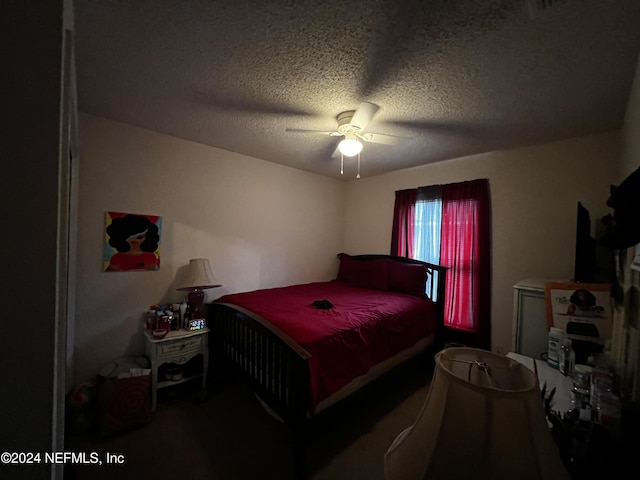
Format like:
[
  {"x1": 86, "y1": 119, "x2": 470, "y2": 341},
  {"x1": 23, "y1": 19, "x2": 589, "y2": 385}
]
[{"x1": 104, "y1": 212, "x2": 161, "y2": 271}]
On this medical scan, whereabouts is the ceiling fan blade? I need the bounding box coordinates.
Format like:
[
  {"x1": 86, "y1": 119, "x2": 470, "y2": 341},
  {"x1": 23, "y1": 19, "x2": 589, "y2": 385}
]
[
  {"x1": 285, "y1": 128, "x2": 341, "y2": 136},
  {"x1": 189, "y1": 89, "x2": 314, "y2": 117},
  {"x1": 359, "y1": 132, "x2": 407, "y2": 145},
  {"x1": 350, "y1": 102, "x2": 379, "y2": 131}
]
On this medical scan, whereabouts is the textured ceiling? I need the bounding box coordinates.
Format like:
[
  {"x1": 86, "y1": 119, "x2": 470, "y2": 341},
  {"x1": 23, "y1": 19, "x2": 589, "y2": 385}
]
[{"x1": 73, "y1": 0, "x2": 640, "y2": 180}]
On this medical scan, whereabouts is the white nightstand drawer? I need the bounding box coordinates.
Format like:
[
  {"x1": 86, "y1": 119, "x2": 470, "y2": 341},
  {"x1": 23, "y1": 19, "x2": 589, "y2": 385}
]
[
  {"x1": 158, "y1": 348, "x2": 202, "y2": 363},
  {"x1": 161, "y1": 353, "x2": 201, "y2": 365},
  {"x1": 159, "y1": 336, "x2": 203, "y2": 355}
]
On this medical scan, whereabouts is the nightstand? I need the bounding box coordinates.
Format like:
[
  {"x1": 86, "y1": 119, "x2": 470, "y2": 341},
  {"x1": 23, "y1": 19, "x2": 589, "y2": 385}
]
[{"x1": 144, "y1": 328, "x2": 209, "y2": 410}]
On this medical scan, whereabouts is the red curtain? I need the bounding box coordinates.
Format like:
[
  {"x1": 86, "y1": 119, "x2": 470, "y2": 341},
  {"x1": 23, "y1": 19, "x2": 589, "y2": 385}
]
[
  {"x1": 390, "y1": 189, "x2": 417, "y2": 257},
  {"x1": 440, "y1": 179, "x2": 491, "y2": 345}
]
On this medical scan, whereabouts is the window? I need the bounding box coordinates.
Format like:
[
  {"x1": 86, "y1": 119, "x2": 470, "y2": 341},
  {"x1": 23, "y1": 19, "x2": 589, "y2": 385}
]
[
  {"x1": 414, "y1": 186, "x2": 442, "y2": 299},
  {"x1": 391, "y1": 179, "x2": 491, "y2": 347}
]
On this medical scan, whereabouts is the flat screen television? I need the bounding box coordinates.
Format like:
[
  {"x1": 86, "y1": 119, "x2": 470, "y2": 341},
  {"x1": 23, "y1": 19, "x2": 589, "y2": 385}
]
[
  {"x1": 574, "y1": 201, "x2": 597, "y2": 283},
  {"x1": 574, "y1": 201, "x2": 617, "y2": 287}
]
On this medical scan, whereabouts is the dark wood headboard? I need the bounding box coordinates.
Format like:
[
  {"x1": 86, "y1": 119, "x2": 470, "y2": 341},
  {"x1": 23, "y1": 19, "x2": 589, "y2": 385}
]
[{"x1": 337, "y1": 252, "x2": 448, "y2": 325}]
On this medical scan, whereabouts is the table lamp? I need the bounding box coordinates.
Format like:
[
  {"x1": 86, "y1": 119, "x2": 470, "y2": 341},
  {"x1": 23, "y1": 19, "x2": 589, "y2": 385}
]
[
  {"x1": 384, "y1": 347, "x2": 569, "y2": 480},
  {"x1": 177, "y1": 258, "x2": 221, "y2": 323}
]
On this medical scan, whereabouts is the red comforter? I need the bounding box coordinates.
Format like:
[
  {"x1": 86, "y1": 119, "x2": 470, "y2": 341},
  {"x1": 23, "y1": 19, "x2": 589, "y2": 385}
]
[{"x1": 215, "y1": 280, "x2": 437, "y2": 410}]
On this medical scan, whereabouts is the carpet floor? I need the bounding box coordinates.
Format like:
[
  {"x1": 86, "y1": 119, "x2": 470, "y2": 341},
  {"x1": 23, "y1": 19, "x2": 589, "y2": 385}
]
[{"x1": 66, "y1": 354, "x2": 434, "y2": 480}]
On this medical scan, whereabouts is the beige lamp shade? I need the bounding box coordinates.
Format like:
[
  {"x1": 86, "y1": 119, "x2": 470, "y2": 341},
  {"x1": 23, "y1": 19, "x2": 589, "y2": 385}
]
[
  {"x1": 384, "y1": 347, "x2": 569, "y2": 480},
  {"x1": 177, "y1": 258, "x2": 221, "y2": 291}
]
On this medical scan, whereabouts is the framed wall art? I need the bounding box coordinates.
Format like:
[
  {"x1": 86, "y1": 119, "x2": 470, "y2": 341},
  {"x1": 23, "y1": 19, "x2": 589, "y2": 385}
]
[
  {"x1": 544, "y1": 281, "x2": 612, "y2": 344},
  {"x1": 103, "y1": 211, "x2": 162, "y2": 272}
]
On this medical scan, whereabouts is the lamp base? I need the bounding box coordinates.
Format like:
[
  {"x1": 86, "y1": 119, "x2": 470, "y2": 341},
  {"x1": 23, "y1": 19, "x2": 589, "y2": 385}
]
[{"x1": 188, "y1": 289, "x2": 205, "y2": 319}]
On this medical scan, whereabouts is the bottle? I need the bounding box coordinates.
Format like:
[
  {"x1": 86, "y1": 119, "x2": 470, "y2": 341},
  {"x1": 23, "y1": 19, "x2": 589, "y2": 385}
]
[
  {"x1": 172, "y1": 303, "x2": 181, "y2": 330},
  {"x1": 153, "y1": 308, "x2": 166, "y2": 334},
  {"x1": 559, "y1": 338, "x2": 573, "y2": 376},
  {"x1": 179, "y1": 300, "x2": 187, "y2": 330},
  {"x1": 559, "y1": 340, "x2": 567, "y2": 375},
  {"x1": 145, "y1": 309, "x2": 157, "y2": 332},
  {"x1": 547, "y1": 327, "x2": 563, "y2": 369},
  {"x1": 183, "y1": 302, "x2": 192, "y2": 330},
  {"x1": 159, "y1": 314, "x2": 171, "y2": 334},
  {"x1": 568, "y1": 343, "x2": 576, "y2": 377},
  {"x1": 166, "y1": 310, "x2": 177, "y2": 331}
]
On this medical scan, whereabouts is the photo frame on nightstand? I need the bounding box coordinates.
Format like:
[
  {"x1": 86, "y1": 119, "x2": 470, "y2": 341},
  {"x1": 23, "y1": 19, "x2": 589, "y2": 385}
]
[{"x1": 544, "y1": 281, "x2": 612, "y2": 344}]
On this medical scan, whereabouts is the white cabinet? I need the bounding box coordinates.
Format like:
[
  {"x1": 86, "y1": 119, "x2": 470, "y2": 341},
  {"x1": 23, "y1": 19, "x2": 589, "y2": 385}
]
[
  {"x1": 512, "y1": 279, "x2": 553, "y2": 359},
  {"x1": 144, "y1": 328, "x2": 209, "y2": 411}
]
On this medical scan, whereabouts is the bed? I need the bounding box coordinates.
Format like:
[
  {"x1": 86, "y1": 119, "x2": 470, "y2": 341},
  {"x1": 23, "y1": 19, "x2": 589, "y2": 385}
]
[{"x1": 206, "y1": 253, "x2": 446, "y2": 476}]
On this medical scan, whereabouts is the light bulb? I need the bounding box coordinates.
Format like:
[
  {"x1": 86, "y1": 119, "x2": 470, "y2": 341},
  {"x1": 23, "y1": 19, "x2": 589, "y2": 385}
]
[{"x1": 338, "y1": 137, "x2": 363, "y2": 157}]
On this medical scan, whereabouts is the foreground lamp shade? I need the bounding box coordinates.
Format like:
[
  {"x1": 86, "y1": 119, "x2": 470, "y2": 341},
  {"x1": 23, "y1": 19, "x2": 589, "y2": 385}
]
[
  {"x1": 384, "y1": 347, "x2": 569, "y2": 480},
  {"x1": 177, "y1": 258, "x2": 221, "y2": 319}
]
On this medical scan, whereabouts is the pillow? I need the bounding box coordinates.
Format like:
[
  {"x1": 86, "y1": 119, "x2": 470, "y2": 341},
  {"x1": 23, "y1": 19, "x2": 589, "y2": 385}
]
[
  {"x1": 387, "y1": 260, "x2": 428, "y2": 297},
  {"x1": 337, "y1": 254, "x2": 389, "y2": 291},
  {"x1": 336, "y1": 253, "x2": 357, "y2": 282}
]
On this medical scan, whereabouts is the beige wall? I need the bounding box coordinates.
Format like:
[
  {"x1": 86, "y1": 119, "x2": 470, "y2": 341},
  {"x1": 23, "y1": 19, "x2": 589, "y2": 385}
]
[
  {"x1": 342, "y1": 132, "x2": 621, "y2": 352},
  {"x1": 74, "y1": 114, "x2": 346, "y2": 383}
]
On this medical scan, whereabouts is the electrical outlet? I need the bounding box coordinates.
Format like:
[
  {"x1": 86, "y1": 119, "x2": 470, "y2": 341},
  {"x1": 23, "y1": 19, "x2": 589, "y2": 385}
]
[{"x1": 495, "y1": 344, "x2": 506, "y2": 355}]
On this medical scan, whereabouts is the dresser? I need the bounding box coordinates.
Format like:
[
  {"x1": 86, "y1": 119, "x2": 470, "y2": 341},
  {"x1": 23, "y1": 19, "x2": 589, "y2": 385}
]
[{"x1": 512, "y1": 278, "x2": 554, "y2": 359}]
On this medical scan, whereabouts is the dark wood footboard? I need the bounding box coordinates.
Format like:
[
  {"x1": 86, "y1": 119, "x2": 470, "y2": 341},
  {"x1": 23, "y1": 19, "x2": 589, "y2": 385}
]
[
  {"x1": 207, "y1": 302, "x2": 313, "y2": 425},
  {"x1": 207, "y1": 302, "x2": 313, "y2": 478}
]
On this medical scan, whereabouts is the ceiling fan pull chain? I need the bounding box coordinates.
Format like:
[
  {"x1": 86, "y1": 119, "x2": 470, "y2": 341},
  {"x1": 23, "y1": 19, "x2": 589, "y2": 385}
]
[
  {"x1": 340, "y1": 153, "x2": 344, "y2": 175},
  {"x1": 357, "y1": 153, "x2": 361, "y2": 179}
]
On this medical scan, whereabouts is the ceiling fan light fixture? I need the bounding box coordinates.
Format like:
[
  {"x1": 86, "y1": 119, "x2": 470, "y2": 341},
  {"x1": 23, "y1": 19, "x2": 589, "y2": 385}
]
[{"x1": 338, "y1": 136, "x2": 363, "y2": 157}]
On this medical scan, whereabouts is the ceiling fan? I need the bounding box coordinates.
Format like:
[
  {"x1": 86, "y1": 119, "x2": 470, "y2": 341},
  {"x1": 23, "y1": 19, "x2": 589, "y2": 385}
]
[{"x1": 286, "y1": 102, "x2": 406, "y2": 177}]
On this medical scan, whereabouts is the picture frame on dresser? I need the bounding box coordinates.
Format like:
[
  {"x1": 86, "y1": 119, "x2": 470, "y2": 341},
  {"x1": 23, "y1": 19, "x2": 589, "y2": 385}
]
[{"x1": 544, "y1": 281, "x2": 612, "y2": 344}]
